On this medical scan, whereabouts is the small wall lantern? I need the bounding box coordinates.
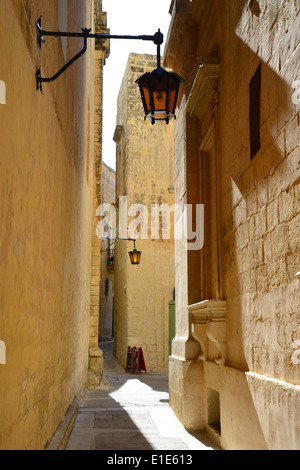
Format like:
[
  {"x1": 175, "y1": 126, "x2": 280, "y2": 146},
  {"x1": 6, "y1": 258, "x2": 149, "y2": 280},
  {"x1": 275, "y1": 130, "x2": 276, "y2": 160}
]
[
  {"x1": 128, "y1": 241, "x2": 142, "y2": 266},
  {"x1": 101, "y1": 237, "x2": 142, "y2": 266}
]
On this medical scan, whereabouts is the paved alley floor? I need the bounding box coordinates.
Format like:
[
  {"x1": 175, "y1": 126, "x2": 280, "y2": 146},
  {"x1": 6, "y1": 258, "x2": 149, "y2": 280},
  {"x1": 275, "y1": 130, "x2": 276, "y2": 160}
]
[{"x1": 65, "y1": 342, "x2": 219, "y2": 451}]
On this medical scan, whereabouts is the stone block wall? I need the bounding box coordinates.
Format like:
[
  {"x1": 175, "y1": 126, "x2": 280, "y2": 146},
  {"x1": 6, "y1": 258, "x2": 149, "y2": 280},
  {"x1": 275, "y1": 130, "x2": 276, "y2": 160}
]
[
  {"x1": 220, "y1": 0, "x2": 300, "y2": 385},
  {"x1": 87, "y1": 1, "x2": 110, "y2": 390},
  {"x1": 0, "y1": 0, "x2": 111, "y2": 449},
  {"x1": 0, "y1": 0, "x2": 96, "y2": 449},
  {"x1": 164, "y1": 0, "x2": 300, "y2": 450}
]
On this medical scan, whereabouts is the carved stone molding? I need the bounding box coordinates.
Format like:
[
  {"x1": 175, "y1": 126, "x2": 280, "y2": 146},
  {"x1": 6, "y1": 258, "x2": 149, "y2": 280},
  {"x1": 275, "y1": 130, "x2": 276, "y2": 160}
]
[
  {"x1": 186, "y1": 62, "x2": 220, "y2": 122},
  {"x1": 94, "y1": 3, "x2": 110, "y2": 57},
  {"x1": 113, "y1": 125, "x2": 123, "y2": 144},
  {"x1": 189, "y1": 299, "x2": 226, "y2": 365}
]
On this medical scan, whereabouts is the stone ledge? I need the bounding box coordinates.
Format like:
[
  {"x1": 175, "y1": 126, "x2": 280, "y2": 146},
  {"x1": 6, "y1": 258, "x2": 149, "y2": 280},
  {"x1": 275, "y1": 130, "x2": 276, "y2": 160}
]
[
  {"x1": 45, "y1": 389, "x2": 84, "y2": 450},
  {"x1": 189, "y1": 299, "x2": 227, "y2": 323},
  {"x1": 186, "y1": 62, "x2": 220, "y2": 122},
  {"x1": 189, "y1": 300, "x2": 227, "y2": 365}
]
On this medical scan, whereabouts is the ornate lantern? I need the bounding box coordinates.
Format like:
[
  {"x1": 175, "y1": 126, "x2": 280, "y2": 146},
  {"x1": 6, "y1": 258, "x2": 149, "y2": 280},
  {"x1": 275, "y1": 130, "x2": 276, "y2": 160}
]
[{"x1": 136, "y1": 66, "x2": 183, "y2": 125}]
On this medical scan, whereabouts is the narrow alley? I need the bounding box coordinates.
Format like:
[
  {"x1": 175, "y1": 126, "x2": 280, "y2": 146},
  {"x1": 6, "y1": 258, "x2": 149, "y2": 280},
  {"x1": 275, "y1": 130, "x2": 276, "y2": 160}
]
[
  {"x1": 1, "y1": 0, "x2": 299, "y2": 451},
  {"x1": 65, "y1": 342, "x2": 219, "y2": 451}
]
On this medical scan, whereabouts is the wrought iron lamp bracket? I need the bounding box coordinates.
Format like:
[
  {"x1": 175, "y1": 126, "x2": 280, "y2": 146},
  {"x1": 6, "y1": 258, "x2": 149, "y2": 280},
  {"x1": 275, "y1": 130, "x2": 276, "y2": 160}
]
[
  {"x1": 100, "y1": 237, "x2": 137, "y2": 253},
  {"x1": 36, "y1": 21, "x2": 90, "y2": 93},
  {"x1": 35, "y1": 17, "x2": 163, "y2": 93},
  {"x1": 101, "y1": 237, "x2": 141, "y2": 265}
]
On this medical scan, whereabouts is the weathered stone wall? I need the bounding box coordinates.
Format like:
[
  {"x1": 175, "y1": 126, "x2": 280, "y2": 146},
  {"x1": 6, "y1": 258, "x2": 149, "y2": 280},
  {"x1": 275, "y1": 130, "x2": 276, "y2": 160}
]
[
  {"x1": 0, "y1": 0, "x2": 95, "y2": 449},
  {"x1": 87, "y1": 1, "x2": 110, "y2": 390},
  {"x1": 113, "y1": 54, "x2": 175, "y2": 372},
  {"x1": 220, "y1": 0, "x2": 300, "y2": 383},
  {"x1": 165, "y1": 0, "x2": 300, "y2": 450}
]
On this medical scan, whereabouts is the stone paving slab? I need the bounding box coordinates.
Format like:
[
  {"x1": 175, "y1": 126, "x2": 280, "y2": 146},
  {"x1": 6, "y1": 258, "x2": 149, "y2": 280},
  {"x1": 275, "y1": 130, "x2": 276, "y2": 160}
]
[{"x1": 65, "y1": 342, "x2": 219, "y2": 451}]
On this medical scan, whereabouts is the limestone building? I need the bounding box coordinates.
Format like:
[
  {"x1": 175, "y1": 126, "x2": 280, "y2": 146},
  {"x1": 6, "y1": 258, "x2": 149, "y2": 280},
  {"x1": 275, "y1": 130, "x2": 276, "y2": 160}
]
[
  {"x1": 88, "y1": 0, "x2": 110, "y2": 391},
  {"x1": 164, "y1": 0, "x2": 300, "y2": 450},
  {"x1": 99, "y1": 162, "x2": 116, "y2": 343},
  {"x1": 113, "y1": 54, "x2": 175, "y2": 372},
  {"x1": 0, "y1": 0, "x2": 109, "y2": 449}
]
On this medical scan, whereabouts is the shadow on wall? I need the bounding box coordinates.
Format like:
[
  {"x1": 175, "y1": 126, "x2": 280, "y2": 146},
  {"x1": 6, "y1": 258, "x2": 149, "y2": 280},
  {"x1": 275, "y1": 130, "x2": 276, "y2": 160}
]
[
  {"x1": 182, "y1": 0, "x2": 299, "y2": 450},
  {"x1": 225, "y1": 0, "x2": 299, "y2": 377},
  {"x1": 223, "y1": 0, "x2": 300, "y2": 450}
]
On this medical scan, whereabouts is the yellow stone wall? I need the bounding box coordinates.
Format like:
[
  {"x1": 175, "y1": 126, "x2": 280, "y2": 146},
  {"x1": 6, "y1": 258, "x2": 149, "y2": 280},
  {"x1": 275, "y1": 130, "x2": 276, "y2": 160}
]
[
  {"x1": 164, "y1": 0, "x2": 300, "y2": 450},
  {"x1": 87, "y1": 0, "x2": 110, "y2": 390},
  {"x1": 0, "y1": 0, "x2": 99, "y2": 450},
  {"x1": 113, "y1": 54, "x2": 175, "y2": 372}
]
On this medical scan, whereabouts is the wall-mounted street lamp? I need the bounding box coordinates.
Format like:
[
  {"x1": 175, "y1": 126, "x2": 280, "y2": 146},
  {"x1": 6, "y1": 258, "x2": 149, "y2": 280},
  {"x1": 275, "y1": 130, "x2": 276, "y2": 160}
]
[
  {"x1": 136, "y1": 52, "x2": 183, "y2": 125},
  {"x1": 128, "y1": 242, "x2": 142, "y2": 266},
  {"x1": 35, "y1": 17, "x2": 183, "y2": 124},
  {"x1": 101, "y1": 237, "x2": 142, "y2": 266}
]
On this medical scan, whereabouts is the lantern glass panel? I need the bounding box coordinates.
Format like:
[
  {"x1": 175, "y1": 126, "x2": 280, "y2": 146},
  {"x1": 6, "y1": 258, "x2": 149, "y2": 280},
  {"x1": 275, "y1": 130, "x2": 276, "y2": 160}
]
[
  {"x1": 136, "y1": 67, "x2": 183, "y2": 124},
  {"x1": 129, "y1": 249, "x2": 141, "y2": 265}
]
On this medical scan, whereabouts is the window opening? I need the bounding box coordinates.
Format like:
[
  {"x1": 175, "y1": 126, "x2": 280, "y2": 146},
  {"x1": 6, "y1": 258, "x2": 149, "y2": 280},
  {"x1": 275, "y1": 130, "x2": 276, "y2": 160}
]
[
  {"x1": 207, "y1": 387, "x2": 221, "y2": 433},
  {"x1": 249, "y1": 63, "x2": 261, "y2": 159}
]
